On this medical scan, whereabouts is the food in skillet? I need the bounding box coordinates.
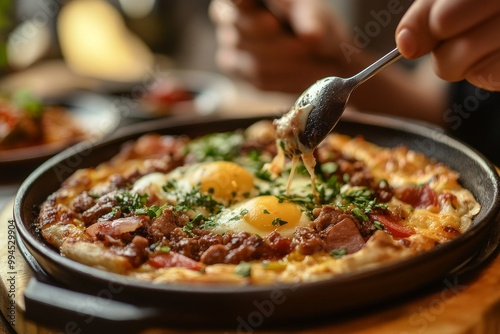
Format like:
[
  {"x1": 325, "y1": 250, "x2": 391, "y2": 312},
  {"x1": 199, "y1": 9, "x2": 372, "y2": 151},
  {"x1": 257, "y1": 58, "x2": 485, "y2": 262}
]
[
  {"x1": 36, "y1": 120, "x2": 480, "y2": 285},
  {"x1": 0, "y1": 90, "x2": 84, "y2": 151}
]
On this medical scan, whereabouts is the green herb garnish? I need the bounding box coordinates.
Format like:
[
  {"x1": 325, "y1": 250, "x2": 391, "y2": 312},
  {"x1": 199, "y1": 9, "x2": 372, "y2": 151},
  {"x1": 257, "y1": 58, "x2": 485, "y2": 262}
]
[
  {"x1": 373, "y1": 221, "x2": 385, "y2": 230},
  {"x1": 331, "y1": 249, "x2": 347, "y2": 258},
  {"x1": 235, "y1": 262, "x2": 252, "y2": 277},
  {"x1": 186, "y1": 132, "x2": 244, "y2": 162},
  {"x1": 271, "y1": 218, "x2": 288, "y2": 226},
  {"x1": 115, "y1": 191, "x2": 148, "y2": 214},
  {"x1": 340, "y1": 188, "x2": 387, "y2": 221},
  {"x1": 12, "y1": 90, "x2": 43, "y2": 118}
]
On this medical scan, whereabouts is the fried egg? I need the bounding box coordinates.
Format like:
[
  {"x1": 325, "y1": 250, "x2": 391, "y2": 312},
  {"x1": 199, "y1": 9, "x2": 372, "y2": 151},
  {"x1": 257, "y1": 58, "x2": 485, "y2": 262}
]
[
  {"x1": 208, "y1": 195, "x2": 311, "y2": 238},
  {"x1": 133, "y1": 161, "x2": 256, "y2": 206},
  {"x1": 132, "y1": 160, "x2": 313, "y2": 237},
  {"x1": 188, "y1": 160, "x2": 255, "y2": 204}
]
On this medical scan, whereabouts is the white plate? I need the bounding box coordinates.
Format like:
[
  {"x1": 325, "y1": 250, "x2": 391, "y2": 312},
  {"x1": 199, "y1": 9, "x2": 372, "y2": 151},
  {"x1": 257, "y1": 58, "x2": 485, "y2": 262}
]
[
  {"x1": 100, "y1": 69, "x2": 236, "y2": 119},
  {"x1": 0, "y1": 92, "x2": 120, "y2": 164}
]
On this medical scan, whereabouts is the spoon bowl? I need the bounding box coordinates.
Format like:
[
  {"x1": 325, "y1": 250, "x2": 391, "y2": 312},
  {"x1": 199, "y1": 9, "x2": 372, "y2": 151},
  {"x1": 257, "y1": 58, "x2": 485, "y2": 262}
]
[
  {"x1": 275, "y1": 48, "x2": 402, "y2": 155},
  {"x1": 296, "y1": 76, "x2": 354, "y2": 149}
]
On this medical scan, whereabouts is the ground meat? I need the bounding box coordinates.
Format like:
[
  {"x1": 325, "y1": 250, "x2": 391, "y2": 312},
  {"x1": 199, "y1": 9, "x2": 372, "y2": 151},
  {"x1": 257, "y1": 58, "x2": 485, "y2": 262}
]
[
  {"x1": 144, "y1": 208, "x2": 178, "y2": 243},
  {"x1": 142, "y1": 156, "x2": 180, "y2": 175},
  {"x1": 197, "y1": 231, "x2": 291, "y2": 265},
  {"x1": 225, "y1": 233, "x2": 265, "y2": 264},
  {"x1": 240, "y1": 138, "x2": 277, "y2": 156},
  {"x1": 316, "y1": 143, "x2": 377, "y2": 189},
  {"x1": 291, "y1": 206, "x2": 373, "y2": 255},
  {"x1": 112, "y1": 134, "x2": 188, "y2": 162},
  {"x1": 71, "y1": 192, "x2": 96, "y2": 213},
  {"x1": 265, "y1": 231, "x2": 292, "y2": 256},
  {"x1": 81, "y1": 202, "x2": 115, "y2": 226},
  {"x1": 198, "y1": 233, "x2": 224, "y2": 250},
  {"x1": 349, "y1": 170, "x2": 373, "y2": 187},
  {"x1": 200, "y1": 244, "x2": 228, "y2": 264},
  {"x1": 311, "y1": 206, "x2": 352, "y2": 232},
  {"x1": 292, "y1": 226, "x2": 324, "y2": 255},
  {"x1": 375, "y1": 179, "x2": 394, "y2": 203},
  {"x1": 79, "y1": 191, "x2": 121, "y2": 226},
  {"x1": 152, "y1": 226, "x2": 294, "y2": 265},
  {"x1": 119, "y1": 235, "x2": 150, "y2": 267},
  {"x1": 315, "y1": 145, "x2": 342, "y2": 163}
]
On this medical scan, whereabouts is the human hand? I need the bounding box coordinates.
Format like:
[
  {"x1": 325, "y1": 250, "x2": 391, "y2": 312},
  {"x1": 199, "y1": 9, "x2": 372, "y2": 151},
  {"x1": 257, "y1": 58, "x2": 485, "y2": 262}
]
[
  {"x1": 209, "y1": 0, "x2": 350, "y2": 93},
  {"x1": 396, "y1": 0, "x2": 500, "y2": 91}
]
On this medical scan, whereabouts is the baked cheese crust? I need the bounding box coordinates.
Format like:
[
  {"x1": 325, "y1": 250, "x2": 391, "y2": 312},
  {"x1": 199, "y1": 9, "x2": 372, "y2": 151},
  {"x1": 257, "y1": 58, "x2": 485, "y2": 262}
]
[{"x1": 36, "y1": 120, "x2": 480, "y2": 285}]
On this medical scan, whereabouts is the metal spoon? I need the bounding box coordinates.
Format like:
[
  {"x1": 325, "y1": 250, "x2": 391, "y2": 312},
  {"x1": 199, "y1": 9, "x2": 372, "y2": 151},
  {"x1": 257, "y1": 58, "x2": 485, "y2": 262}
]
[{"x1": 276, "y1": 48, "x2": 402, "y2": 154}]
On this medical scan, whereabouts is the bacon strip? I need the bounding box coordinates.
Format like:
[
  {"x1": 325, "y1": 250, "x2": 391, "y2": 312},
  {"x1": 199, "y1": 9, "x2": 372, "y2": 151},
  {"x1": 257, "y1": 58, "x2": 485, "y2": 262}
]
[{"x1": 86, "y1": 216, "x2": 145, "y2": 239}]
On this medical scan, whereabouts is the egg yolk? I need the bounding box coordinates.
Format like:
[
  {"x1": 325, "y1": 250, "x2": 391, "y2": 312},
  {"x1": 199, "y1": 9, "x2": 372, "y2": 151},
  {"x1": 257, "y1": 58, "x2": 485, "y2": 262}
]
[
  {"x1": 242, "y1": 196, "x2": 303, "y2": 233},
  {"x1": 192, "y1": 161, "x2": 254, "y2": 203}
]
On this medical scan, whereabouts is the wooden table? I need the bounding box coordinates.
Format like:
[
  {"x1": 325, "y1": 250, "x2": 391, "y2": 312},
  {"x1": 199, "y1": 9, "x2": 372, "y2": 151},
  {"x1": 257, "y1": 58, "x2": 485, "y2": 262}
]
[{"x1": 1, "y1": 196, "x2": 500, "y2": 334}]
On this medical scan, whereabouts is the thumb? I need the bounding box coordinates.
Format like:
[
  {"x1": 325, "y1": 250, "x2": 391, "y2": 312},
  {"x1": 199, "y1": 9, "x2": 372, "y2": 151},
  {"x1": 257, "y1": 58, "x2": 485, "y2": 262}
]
[{"x1": 396, "y1": 0, "x2": 440, "y2": 59}]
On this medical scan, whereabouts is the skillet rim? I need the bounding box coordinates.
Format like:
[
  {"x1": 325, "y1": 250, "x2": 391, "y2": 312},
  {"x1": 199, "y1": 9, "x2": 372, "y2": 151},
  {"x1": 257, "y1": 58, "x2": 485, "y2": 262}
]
[{"x1": 13, "y1": 111, "x2": 500, "y2": 320}]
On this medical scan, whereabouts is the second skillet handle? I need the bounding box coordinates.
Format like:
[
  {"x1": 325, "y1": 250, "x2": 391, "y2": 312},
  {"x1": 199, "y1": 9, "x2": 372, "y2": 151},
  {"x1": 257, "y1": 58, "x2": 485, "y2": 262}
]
[{"x1": 23, "y1": 278, "x2": 160, "y2": 333}]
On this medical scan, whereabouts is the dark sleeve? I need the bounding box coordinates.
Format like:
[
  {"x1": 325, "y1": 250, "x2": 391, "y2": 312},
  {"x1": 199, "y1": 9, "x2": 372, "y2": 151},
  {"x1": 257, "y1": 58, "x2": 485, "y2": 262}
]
[{"x1": 444, "y1": 81, "x2": 500, "y2": 167}]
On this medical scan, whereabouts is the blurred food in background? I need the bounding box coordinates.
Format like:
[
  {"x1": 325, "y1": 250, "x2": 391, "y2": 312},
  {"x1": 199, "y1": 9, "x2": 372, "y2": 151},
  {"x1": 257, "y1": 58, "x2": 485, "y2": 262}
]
[
  {"x1": 1, "y1": 0, "x2": 217, "y2": 87},
  {"x1": 107, "y1": 69, "x2": 236, "y2": 119},
  {"x1": 0, "y1": 89, "x2": 84, "y2": 151},
  {"x1": 1, "y1": 0, "x2": 240, "y2": 118},
  {"x1": 57, "y1": 0, "x2": 155, "y2": 83},
  {"x1": 0, "y1": 0, "x2": 287, "y2": 120}
]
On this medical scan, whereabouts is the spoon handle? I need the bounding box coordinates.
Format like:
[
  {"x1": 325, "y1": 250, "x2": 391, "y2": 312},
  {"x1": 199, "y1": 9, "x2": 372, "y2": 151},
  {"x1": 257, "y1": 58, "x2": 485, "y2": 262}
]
[{"x1": 348, "y1": 48, "x2": 402, "y2": 88}]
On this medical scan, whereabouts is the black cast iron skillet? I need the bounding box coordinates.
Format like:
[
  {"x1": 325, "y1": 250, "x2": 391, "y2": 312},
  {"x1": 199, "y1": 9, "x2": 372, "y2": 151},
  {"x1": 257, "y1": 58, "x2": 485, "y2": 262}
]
[{"x1": 14, "y1": 112, "x2": 500, "y2": 332}]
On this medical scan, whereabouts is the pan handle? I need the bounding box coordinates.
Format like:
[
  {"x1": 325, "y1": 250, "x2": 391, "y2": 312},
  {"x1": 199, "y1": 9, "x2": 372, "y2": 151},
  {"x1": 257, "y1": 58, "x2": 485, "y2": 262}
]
[{"x1": 23, "y1": 278, "x2": 161, "y2": 332}]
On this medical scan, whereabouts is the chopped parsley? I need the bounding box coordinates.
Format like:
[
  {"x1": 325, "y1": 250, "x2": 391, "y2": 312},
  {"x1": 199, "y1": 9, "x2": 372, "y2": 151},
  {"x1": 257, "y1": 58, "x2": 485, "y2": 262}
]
[
  {"x1": 373, "y1": 220, "x2": 385, "y2": 230},
  {"x1": 115, "y1": 191, "x2": 148, "y2": 214},
  {"x1": 159, "y1": 246, "x2": 171, "y2": 253},
  {"x1": 320, "y1": 162, "x2": 338, "y2": 175},
  {"x1": 182, "y1": 213, "x2": 206, "y2": 236},
  {"x1": 235, "y1": 262, "x2": 252, "y2": 277},
  {"x1": 340, "y1": 188, "x2": 387, "y2": 221},
  {"x1": 247, "y1": 149, "x2": 261, "y2": 162},
  {"x1": 255, "y1": 168, "x2": 272, "y2": 181},
  {"x1": 331, "y1": 248, "x2": 347, "y2": 258},
  {"x1": 186, "y1": 132, "x2": 244, "y2": 162},
  {"x1": 88, "y1": 191, "x2": 100, "y2": 199},
  {"x1": 274, "y1": 194, "x2": 315, "y2": 212},
  {"x1": 317, "y1": 175, "x2": 342, "y2": 204},
  {"x1": 278, "y1": 140, "x2": 286, "y2": 152},
  {"x1": 227, "y1": 209, "x2": 249, "y2": 222},
  {"x1": 271, "y1": 218, "x2": 288, "y2": 226},
  {"x1": 135, "y1": 204, "x2": 165, "y2": 219},
  {"x1": 163, "y1": 179, "x2": 223, "y2": 215}
]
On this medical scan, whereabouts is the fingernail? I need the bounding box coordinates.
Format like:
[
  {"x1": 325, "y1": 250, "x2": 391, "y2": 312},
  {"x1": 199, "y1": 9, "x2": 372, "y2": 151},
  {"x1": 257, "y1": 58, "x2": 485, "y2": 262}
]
[{"x1": 396, "y1": 28, "x2": 418, "y2": 59}]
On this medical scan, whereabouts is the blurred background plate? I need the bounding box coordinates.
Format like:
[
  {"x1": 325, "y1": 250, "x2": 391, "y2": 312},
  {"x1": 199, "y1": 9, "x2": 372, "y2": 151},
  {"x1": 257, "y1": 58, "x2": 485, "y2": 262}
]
[
  {"x1": 98, "y1": 69, "x2": 237, "y2": 119},
  {"x1": 0, "y1": 92, "x2": 120, "y2": 182}
]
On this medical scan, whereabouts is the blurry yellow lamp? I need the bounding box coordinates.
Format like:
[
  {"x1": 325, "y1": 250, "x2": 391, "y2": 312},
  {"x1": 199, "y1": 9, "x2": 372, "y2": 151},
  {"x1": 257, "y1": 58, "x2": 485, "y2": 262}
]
[{"x1": 57, "y1": 0, "x2": 154, "y2": 82}]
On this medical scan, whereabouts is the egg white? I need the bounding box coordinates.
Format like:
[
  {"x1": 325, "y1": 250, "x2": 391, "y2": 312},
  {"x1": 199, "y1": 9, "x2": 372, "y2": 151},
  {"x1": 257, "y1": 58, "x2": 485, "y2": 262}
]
[
  {"x1": 131, "y1": 161, "x2": 316, "y2": 237},
  {"x1": 205, "y1": 196, "x2": 312, "y2": 238}
]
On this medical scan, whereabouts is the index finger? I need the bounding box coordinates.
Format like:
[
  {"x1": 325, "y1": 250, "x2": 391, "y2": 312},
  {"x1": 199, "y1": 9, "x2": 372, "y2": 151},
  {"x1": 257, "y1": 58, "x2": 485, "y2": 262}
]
[{"x1": 396, "y1": 0, "x2": 440, "y2": 59}]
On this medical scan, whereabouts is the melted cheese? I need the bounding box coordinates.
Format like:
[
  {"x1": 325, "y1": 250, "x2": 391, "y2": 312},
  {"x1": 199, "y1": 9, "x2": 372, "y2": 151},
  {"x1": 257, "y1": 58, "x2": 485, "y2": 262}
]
[{"x1": 37, "y1": 120, "x2": 481, "y2": 286}]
